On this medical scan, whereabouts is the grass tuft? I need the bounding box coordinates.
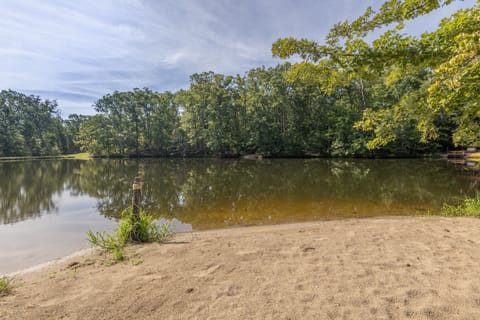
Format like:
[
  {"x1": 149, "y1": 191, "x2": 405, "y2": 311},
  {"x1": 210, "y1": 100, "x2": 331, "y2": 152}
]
[
  {"x1": 0, "y1": 277, "x2": 12, "y2": 296},
  {"x1": 64, "y1": 152, "x2": 92, "y2": 160},
  {"x1": 87, "y1": 209, "x2": 174, "y2": 262},
  {"x1": 441, "y1": 193, "x2": 480, "y2": 217}
]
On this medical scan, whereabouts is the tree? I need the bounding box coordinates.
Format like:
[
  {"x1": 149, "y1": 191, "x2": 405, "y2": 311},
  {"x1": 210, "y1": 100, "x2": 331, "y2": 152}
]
[
  {"x1": 179, "y1": 72, "x2": 242, "y2": 156},
  {"x1": 0, "y1": 90, "x2": 66, "y2": 156},
  {"x1": 76, "y1": 115, "x2": 114, "y2": 156},
  {"x1": 76, "y1": 89, "x2": 182, "y2": 157},
  {"x1": 63, "y1": 114, "x2": 90, "y2": 154},
  {"x1": 272, "y1": 0, "x2": 479, "y2": 148}
]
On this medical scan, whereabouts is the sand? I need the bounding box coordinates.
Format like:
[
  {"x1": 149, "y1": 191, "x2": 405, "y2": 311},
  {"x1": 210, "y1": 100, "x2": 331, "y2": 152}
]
[{"x1": 1, "y1": 217, "x2": 480, "y2": 320}]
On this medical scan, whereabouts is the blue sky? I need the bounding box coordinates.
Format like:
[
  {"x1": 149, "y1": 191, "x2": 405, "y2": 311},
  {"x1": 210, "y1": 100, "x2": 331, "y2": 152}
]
[{"x1": 0, "y1": 0, "x2": 475, "y2": 116}]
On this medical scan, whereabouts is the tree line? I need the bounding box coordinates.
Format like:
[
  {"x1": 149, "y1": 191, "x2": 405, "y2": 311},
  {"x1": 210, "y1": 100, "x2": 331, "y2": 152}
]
[
  {"x1": 1, "y1": 0, "x2": 477, "y2": 158},
  {"x1": 75, "y1": 63, "x2": 449, "y2": 157},
  {"x1": 0, "y1": 64, "x2": 454, "y2": 158}
]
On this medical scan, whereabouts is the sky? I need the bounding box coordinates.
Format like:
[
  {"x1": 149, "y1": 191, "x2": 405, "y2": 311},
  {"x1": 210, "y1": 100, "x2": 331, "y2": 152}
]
[{"x1": 0, "y1": 0, "x2": 476, "y2": 116}]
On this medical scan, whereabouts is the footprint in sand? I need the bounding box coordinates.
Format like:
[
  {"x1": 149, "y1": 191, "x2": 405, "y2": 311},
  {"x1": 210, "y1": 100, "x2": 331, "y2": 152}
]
[
  {"x1": 194, "y1": 264, "x2": 223, "y2": 277},
  {"x1": 235, "y1": 250, "x2": 259, "y2": 256}
]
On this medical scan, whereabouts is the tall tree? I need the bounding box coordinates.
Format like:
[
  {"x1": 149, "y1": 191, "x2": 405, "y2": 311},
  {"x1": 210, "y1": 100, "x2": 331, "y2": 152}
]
[
  {"x1": 0, "y1": 90, "x2": 66, "y2": 156},
  {"x1": 272, "y1": 0, "x2": 480, "y2": 148}
]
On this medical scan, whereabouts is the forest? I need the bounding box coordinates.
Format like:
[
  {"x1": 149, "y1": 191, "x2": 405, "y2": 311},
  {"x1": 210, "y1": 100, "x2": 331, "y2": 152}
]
[{"x1": 0, "y1": 0, "x2": 478, "y2": 158}]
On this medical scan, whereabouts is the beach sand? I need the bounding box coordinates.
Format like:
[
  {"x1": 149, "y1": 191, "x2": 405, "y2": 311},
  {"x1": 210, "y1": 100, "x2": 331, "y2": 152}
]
[{"x1": 1, "y1": 217, "x2": 480, "y2": 319}]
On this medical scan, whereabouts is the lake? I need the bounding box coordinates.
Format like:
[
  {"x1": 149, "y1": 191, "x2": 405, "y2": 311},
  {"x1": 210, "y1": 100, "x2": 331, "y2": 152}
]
[{"x1": 0, "y1": 158, "x2": 478, "y2": 274}]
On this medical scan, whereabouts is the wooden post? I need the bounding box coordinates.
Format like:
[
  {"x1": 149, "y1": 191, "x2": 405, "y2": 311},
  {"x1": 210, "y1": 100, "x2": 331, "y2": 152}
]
[{"x1": 132, "y1": 176, "x2": 142, "y2": 220}]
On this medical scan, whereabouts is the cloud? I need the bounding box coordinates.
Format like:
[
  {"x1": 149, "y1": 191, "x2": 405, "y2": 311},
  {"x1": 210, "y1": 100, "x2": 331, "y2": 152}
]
[{"x1": 0, "y1": 0, "x2": 476, "y2": 116}]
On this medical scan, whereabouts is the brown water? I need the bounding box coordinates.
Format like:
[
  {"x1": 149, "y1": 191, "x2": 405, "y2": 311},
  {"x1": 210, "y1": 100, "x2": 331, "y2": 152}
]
[{"x1": 0, "y1": 158, "x2": 478, "y2": 273}]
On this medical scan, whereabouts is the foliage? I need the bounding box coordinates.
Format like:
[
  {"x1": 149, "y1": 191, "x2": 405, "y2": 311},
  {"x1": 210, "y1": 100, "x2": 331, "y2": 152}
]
[
  {"x1": 73, "y1": 63, "x2": 446, "y2": 158},
  {"x1": 3, "y1": 1, "x2": 477, "y2": 157},
  {"x1": 130, "y1": 211, "x2": 174, "y2": 243},
  {"x1": 87, "y1": 209, "x2": 174, "y2": 261},
  {"x1": 441, "y1": 193, "x2": 480, "y2": 217},
  {"x1": 0, "y1": 90, "x2": 68, "y2": 156},
  {"x1": 0, "y1": 276, "x2": 12, "y2": 296},
  {"x1": 272, "y1": 0, "x2": 480, "y2": 148},
  {"x1": 78, "y1": 89, "x2": 182, "y2": 157},
  {"x1": 87, "y1": 228, "x2": 126, "y2": 261},
  {"x1": 63, "y1": 114, "x2": 90, "y2": 154}
]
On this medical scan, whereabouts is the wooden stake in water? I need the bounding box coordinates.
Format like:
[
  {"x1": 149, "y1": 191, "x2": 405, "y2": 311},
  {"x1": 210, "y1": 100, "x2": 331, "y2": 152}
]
[{"x1": 132, "y1": 176, "x2": 142, "y2": 220}]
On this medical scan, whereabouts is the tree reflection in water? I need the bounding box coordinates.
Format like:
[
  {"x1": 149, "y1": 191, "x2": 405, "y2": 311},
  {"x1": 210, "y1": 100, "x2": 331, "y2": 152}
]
[
  {"x1": 1, "y1": 159, "x2": 478, "y2": 229},
  {"x1": 0, "y1": 160, "x2": 78, "y2": 224}
]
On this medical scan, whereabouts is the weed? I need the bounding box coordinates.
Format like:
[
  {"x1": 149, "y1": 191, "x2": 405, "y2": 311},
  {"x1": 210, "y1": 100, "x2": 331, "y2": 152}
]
[
  {"x1": 87, "y1": 229, "x2": 126, "y2": 261},
  {"x1": 441, "y1": 193, "x2": 480, "y2": 217},
  {"x1": 87, "y1": 209, "x2": 174, "y2": 262},
  {"x1": 130, "y1": 258, "x2": 144, "y2": 266},
  {"x1": 0, "y1": 277, "x2": 12, "y2": 296}
]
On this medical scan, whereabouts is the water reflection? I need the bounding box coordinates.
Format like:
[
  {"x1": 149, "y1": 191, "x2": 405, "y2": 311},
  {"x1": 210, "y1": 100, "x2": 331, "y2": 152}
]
[
  {"x1": 3, "y1": 158, "x2": 478, "y2": 273},
  {"x1": 447, "y1": 159, "x2": 480, "y2": 181},
  {"x1": 1, "y1": 159, "x2": 478, "y2": 229},
  {"x1": 0, "y1": 161, "x2": 78, "y2": 224}
]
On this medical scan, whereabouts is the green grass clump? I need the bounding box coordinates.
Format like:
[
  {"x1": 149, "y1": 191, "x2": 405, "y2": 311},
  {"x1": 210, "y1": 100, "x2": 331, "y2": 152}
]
[
  {"x1": 0, "y1": 152, "x2": 91, "y2": 162},
  {"x1": 63, "y1": 152, "x2": 91, "y2": 160},
  {"x1": 0, "y1": 277, "x2": 12, "y2": 296},
  {"x1": 87, "y1": 209, "x2": 174, "y2": 261},
  {"x1": 87, "y1": 228, "x2": 127, "y2": 261},
  {"x1": 441, "y1": 193, "x2": 480, "y2": 217}
]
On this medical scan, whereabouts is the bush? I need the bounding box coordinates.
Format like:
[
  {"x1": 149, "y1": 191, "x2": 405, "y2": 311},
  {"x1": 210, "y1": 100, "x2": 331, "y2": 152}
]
[
  {"x1": 441, "y1": 193, "x2": 480, "y2": 217},
  {"x1": 87, "y1": 209, "x2": 174, "y2": 261},
  {"x1": 0, "y1": 277, "x2": 12, "y2": 296}
]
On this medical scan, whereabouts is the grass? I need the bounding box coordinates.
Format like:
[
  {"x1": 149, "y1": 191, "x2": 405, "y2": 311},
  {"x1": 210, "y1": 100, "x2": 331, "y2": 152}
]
[
  {"x1": 87, "y1": 209, "x2": 174, "y2": 262},
  {"x1": 0, "y1": 152, "x2": 92, "y2": 162},
  {"x1": 0, "y1": 276, "x2": 12, "y2": 296},
  {"x1": 62, "y1": 152, "x2": 91, "y2": 160},
  {"x1": 441, "y1": 193, "x2": 480, "y2": 217}
]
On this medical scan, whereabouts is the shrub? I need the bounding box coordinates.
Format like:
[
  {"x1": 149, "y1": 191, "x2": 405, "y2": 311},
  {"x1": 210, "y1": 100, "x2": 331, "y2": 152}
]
[{"x1": 441, "y1": 193, "x2": 480, "y2": 217}]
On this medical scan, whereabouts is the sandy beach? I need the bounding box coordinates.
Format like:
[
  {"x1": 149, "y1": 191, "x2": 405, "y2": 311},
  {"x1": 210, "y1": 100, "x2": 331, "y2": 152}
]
[{"x1": 1, "y1": 217, "x2": 480, "y2": 319}]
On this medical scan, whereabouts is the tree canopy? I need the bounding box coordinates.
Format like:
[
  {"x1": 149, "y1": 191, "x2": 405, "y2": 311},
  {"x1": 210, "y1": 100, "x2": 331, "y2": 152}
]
[
  {"x1": 0, "y1": 90, "x2": 68, "y2": 156},
  {"x1": 73, "y1": 64, "x2": 443, "y2": 157},
  {"x1": 272, "y1": 0, "x2": 479, "y2": 148}
]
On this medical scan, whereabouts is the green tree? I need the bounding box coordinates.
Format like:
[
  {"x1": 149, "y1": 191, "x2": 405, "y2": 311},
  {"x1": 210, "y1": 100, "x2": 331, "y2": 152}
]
[
  {"x1": 0, "y1": 90, "x2": 66, "y2": 156},
  {"x1": 63, "y1": 114, "x2": 90, "y2": 154},
  {"x1": 76, "y1": 89, "x2": 182, "y2": 157},
  {"x1": 179, "y1": 72, "x2": 242, "y2": 156},
  {"x1": 272, "y1": 0, "x2": 479, "y2": 148},
  {"x1": 76, "y1": 115, "x2": 114, "y2": 156}
]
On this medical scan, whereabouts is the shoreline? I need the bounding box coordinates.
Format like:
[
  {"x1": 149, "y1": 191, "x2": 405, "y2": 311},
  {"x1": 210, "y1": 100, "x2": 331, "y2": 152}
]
[
  {"x1": 0, "y1": 154, "x2": 447, "y2": 161},
  {"x1": 5, "y1": 248, "x2": 96, "y2": 277},
  {"x1": 2, "y1": 216, "x2": 480, "y2": 319},
  {"x1": 4, "y1": 215, "x2": 430, "y2": 276}
]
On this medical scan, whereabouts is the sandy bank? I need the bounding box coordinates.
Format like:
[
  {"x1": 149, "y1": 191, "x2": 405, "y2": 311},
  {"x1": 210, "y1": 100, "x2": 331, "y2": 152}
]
[{"x1": 1, "y1": 217, "x2": 480, "y2": 319}]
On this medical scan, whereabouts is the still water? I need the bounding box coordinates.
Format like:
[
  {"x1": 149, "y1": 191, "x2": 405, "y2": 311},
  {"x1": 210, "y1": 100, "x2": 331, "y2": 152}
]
[{"x1": 0, "y1": 158, "x2": 478, "y2": 273}]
